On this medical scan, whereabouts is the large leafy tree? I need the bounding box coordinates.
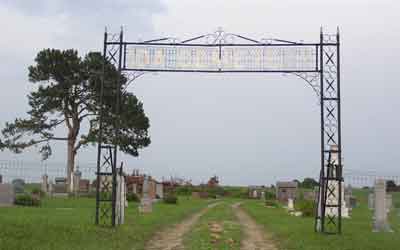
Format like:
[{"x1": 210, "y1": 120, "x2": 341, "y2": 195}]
[{"x1": 1, "y1": 49, "x2": 150, "y2": 191}]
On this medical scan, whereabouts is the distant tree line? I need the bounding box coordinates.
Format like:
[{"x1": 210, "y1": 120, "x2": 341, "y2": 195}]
[{"x1": 293, "y1": 178, "x2": 319, "y2": 189}]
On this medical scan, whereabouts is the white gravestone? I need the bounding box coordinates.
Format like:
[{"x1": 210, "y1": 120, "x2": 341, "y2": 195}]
[
  {"x1": 139, "y1": 176, "x2": 153, "y2": 213},
  {"x1": 116, "y1": 171, "x2": 126, "y2": 225},
  {"x1": 41, "y1": 175, "x2": 49, "y2": 194},
  {"x1": 287, "y1": 198, "x2": 295, "y2": 211},
  {"x1": 156, "y1": 183, "x2": 164, "y2": 199},
  {"x1": 373, "y1": 179, "x2": 392, "y2": 232}
]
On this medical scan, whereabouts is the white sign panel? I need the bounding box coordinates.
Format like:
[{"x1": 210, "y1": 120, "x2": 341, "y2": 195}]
[{"x1": 125, "y1": 45, "x2": 317, "y2": 72}]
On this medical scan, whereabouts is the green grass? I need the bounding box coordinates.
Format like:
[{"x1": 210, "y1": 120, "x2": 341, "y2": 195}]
[
  {"x1": 0, "y1": 196, "x2": 209, "y2": 250},
  {"x1": 242, "y1": 190, "x2": 400, "y2": 250},
  {"x1": 183, "y1": 201, "x2": 242, "y2": 250}
]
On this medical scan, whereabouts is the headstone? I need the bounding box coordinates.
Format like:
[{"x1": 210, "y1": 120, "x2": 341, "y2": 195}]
[
  {"x1": 349, "y1": 196, "x2": 357, "y2": 208},
  {"x1": 41, "y1": 175, "x2": 49, "y2": 193},
  {"x1": 55, "y1": 177, "x2": 67, "y2": 185},
  {"x1": 116, "y1": 170, "x2": 126, "y2": 225},
  {"x1": 386, "y1": 194, "x2": 392, "y2": 213},
  {"x1": 132, "y1": 183, "x2": 137, "y2": 194},
  {"x1": 73, "y1": 170, "x2": 82, "y2": 194},
  {"x1": 0, "y1": 184, "x2": 15, "y2": 206},
  {"x1": 368, "y1": 193, "x2": 374, "y2": 210},
  {"x1": 373, "y1": 179, "x2": 392, "y2": 232},
  {"x1": 156, "y1": 183, "x2": 164, "y2": 199},
  {"x1": 369, "y1": 193, "x2": 392, "y2": 212},
  {"x1": 344, "y1": 185, "x2": 352, "y2": 210},
  {"x1": 287, "y1": 198, "x2": 295, "y2": 211},
  {"x1": 79, "y1": 180, "x2": 90, "y2": 193},
  {"x1": 11, "y1": 179, "x2": 25, "y2": 193},
  {"x1": 53, "y1": 177, "x2": 68, "y2": 195},
  {"x1": 48, "y1": 180, "x2": 53, "y2": 195},
  {"x1": 139, "y1": 176, "x2": 152, "y2": 213}
]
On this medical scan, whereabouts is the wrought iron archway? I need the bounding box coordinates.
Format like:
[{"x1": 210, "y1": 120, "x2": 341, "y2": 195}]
[{"x1": 95, "y1": 28, "x2": 343, "y2": 234}]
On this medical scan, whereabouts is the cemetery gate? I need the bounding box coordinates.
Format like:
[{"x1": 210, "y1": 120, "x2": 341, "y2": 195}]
[{"x1": 95, "y1": 28, "x2": 343, "y2": 234}]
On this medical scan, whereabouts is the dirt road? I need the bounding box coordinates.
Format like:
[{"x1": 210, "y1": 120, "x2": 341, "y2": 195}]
[
  {"x1": 144, "y1": 202, "x2": 219, "y2": 250},
  {"x1": 232, "y1": 203, "x2": 278, "y2": 250}
]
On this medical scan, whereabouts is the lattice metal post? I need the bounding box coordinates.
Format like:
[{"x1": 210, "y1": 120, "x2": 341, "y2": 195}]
[
  {"x1": 315, "y1": 28, "x2": 343, "y2": 234},
  {"x1": 95, "y1": 28, "x2": 123, "y2": 227}
]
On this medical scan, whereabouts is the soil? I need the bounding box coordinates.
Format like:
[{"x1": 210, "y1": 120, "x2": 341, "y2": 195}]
[
  {"x1": 232, "y1": 202, "x2": 278, "y2": 250},
  {"x1": 144, "y1": 202, "x2": 219, "y2": 250}
]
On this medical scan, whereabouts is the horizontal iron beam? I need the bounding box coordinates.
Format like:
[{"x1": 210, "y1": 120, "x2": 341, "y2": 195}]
[
  {"x1": 107, "y1": 42, "x2": 338, "y2": 47},
  {"x1": 122, "y1": 69, "x2": 319, "y2": 73}
]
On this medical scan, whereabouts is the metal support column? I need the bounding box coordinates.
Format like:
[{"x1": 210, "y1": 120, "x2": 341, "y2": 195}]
[{"x1": 315, "y1": 27, "x2": 343, "y2": 234}]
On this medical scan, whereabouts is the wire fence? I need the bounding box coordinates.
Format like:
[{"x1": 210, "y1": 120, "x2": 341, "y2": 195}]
[
  {"x1": 0, "y1": 160, "x2": 97, "y2": 184},
  {"x1": 1, "y1": 159, "x2": 399, "y2": 188},
  {"x1": 343, "y1": 169, "x2": 400, "y2": 188}
]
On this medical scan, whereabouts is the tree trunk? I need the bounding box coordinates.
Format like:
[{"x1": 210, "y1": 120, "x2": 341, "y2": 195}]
[{"x1": 66, "y1": 139, "x2": 76, "y2": 193}]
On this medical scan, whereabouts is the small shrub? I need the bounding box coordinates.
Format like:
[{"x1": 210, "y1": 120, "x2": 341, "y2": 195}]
[
  {"x1": 264, "y1": 191, "x2": 276, "y2": 201},
  {"x1": 175, "y1": 186, "x2": 193, "y2": 196},
  {"x1": 31, "y1": 187, "x2": 46, "y2": 198},
  {"x1": 163, "y1": 194, "x2": 178, "y2": 204},
  {"x1": 295, "y1": 199, "x2": 315, "y2": 217},
  {"x1": 265, "y1": 200, "x2": 279, "y2": 207},
  {"x1": 127, "y1": 193, "x2": 140, "y2": 202},
  {"x1": 14, "y1": 194, "x2": 41, "y2": 207}
]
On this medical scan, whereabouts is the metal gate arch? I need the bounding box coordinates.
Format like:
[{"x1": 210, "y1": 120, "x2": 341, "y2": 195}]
[{"x1": 95, "y1": 27, "x2": 343, "y2": 234}]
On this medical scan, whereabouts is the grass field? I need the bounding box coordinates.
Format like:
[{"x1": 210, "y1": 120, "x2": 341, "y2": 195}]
[
  {"x1": 242, "y1": 190, "x2": 400, "y2": 250},
  {"x1": 0, "y1": 196, "x2": 209, "y2": 250},
  {"x1": 183, "y1": 201, "x2": 242, "y2": 250}
]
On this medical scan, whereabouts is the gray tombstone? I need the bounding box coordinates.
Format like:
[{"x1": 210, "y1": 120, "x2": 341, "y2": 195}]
[
  {"x1": 373, "y1": 179, "x2": 392, "y2": 232},
  {"x1": 12, "y1": 179, "x2": 25, "y2": 193},
  {"x1": 0, "y1": 184, "x2": 15, "y2": 206},
  {"x1": 55, "y1": 177, "x2": 66, "y2": 185},
  {"x1": 349, "y1": 196, "x2": 357, "y2": 208},
  {"x1": 345, "y1": 185, "x2": 352, "y2": 209},
  {"x1": 41, "y1": 175, "x2": 49, "y2": 194},
  {"x1": 386, "y1": 194, "x2": 392, "y2": 213},
  {"x1": 368, "y1": 193, "x2": 374, "y2": 210},
  {"x1": 73, "y1": 170, "x2": 82, "y2": 194},
  {"x1": 53, "y1": 177, "x2": 68, "y2": 195},
  {"x1": 139, "y1": 176, "x2": 152, "y2": 213}
]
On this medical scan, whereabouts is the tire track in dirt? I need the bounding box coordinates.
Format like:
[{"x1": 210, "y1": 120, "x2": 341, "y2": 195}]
[
  {"x1": 232, "y1": 203, "x2": 278, "y2": 250},
  {"x1": 144, "y1": 202, "x2": 220, "y2": 250}
]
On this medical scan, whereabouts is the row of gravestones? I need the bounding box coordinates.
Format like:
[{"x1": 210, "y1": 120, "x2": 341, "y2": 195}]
[
  {"x1": 42, "y1": 173, "x2": 93, "y2": 196},
  {"x1": 0, "y1": 178, "x2": 25, "y2": 206},
  {"x1": 0, "y1": 172, "x2": 152, "y2": 227},
  {"x1": 274, "y1": 181, "x2": 357, "y2": 218}
]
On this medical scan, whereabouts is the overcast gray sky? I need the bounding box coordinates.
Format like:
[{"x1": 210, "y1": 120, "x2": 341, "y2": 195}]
[{"x1": 0, "y1": 0, "x2": 399, "y2": 185}]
